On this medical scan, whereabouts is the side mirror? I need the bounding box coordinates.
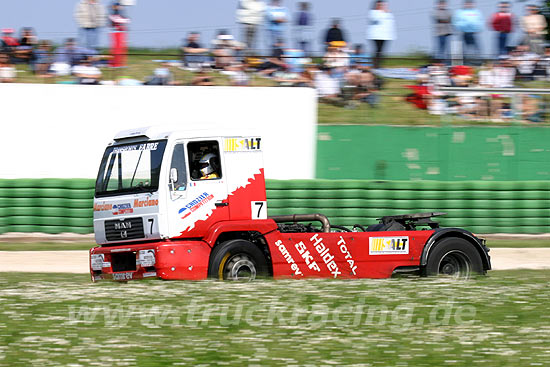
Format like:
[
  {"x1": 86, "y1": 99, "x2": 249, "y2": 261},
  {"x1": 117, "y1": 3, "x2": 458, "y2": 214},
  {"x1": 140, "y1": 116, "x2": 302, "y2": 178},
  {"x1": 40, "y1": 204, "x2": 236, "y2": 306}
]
[{"x1": 170, "y1": 168, "x2": 178, "y2": 184}]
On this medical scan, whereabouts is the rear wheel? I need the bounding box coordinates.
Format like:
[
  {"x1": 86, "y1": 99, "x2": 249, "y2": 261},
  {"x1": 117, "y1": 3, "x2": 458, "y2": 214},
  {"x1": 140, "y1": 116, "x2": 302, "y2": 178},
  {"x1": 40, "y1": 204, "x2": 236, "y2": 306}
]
[
  {"x1": 208, "y1": 239, "x2": 268, "y2": 281},
  {"x1": 425, "y1": 237, "x2": 483, "y2": 279}
]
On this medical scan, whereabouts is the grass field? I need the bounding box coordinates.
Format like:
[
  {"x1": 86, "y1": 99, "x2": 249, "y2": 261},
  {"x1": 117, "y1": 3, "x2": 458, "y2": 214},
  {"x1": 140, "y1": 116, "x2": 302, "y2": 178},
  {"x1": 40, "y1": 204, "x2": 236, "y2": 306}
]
[
  {"x1": 1, "y1": 238, "x2": 549, "y2": 252},
  {"x1": 0, "y1": 270, "x2": 549, "y2": 366}
]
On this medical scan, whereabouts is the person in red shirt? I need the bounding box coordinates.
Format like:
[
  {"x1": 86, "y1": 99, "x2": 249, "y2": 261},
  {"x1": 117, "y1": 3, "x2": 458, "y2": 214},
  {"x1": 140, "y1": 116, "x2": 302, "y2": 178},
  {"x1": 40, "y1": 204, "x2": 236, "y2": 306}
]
[
  {"x1": 108, "y1": 1, "x2": 130, "y2": 67},
  {"x1": 490, "y1": 1, "x2": 514, "y2": 56}
]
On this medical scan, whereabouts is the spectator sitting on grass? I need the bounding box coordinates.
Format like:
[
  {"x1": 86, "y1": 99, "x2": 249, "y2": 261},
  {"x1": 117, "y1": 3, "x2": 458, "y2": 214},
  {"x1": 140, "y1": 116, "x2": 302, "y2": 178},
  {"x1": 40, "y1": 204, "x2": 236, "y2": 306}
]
[
  {"x1": 72, "y1": 55, "x2": 102, "y2": 84},
  {"x1": 191, "y1": 68, "x2": 214, "y2": 86},
  {"x1": 510, "y1": 44, "x2": 539, "y2": 81},
  {"x1": 50, "y1": 38, "x2": 96, "y2": 76},
  {"x1": 257, "y1": 38, "x2": 287, "y2": 77},
  {"x1": 350, "y1": 44, "x2": 372, "y2": 69},
  {"x1": 493, "y1": 56, "x2": 515, "y2": 88},
  {"x1": 13, "y1": 27, "x2": 37, "y2": 65},
  {"x1": 323, "y1": 41, "x2": 350, "y2": 83},
  {"x1": 0, "y1": 53, "x2": 16, "y2": 83},
  {"x1": 1, "y1": 28, "x2": 18, "y2": 61},
  {"x1": 181, "y1": 32, "x2": 209, "y2": 71},
  {"x1": 314, "y1": 65, "x2": 344, "y2": 106},
  {"x1": 211, "y1": 30, "x2": 243, "y2": 69},
  {"x1": 33, "y1": 40, "x2": 53, "y2": 75},
  {"x1": 144, "y1": 67, "x2": 175, "y2": 85}
]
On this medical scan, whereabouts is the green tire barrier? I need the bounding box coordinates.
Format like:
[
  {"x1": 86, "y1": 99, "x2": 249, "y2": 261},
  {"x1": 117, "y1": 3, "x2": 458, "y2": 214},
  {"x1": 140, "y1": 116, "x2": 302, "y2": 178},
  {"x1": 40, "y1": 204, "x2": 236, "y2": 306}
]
[{"x1": 0, "y1": 179, "x2": 548, "y2": 235}]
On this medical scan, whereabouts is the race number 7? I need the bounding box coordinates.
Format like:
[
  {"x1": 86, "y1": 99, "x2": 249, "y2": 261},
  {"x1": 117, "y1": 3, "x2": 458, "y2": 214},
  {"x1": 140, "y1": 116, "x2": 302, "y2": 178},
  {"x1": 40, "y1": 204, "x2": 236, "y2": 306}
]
[{"x1": 251, "y1": 201, "x2": 267, "y2": 220}]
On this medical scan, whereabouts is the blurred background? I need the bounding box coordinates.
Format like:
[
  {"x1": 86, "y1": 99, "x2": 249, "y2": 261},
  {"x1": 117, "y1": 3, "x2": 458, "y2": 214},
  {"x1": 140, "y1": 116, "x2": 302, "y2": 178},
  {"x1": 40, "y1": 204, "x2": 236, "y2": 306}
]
[{"x1": 0, "y1": 0, "x2": 549, "y2": 235}]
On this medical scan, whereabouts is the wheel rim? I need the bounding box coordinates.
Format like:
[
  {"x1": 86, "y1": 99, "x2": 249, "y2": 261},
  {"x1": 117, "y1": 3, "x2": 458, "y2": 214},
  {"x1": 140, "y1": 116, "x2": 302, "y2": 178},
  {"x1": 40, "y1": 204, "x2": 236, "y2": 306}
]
[
  {"x1": 223, "y1": 254, "x2": 257, "y2": 281},
  {"x1": 437, "y1": 250, "x2": 471, "y2": 279}
]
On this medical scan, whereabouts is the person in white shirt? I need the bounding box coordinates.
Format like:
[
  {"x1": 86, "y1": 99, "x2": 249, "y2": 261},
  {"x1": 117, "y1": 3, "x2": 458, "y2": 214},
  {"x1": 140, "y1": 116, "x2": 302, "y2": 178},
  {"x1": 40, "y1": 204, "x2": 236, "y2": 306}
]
[
  {"x1": 366, "y1": 0, "x2": 396, "y2": 69},
  {"x1": 236, "y1": 0, "x2": 265, "y2": 55}
]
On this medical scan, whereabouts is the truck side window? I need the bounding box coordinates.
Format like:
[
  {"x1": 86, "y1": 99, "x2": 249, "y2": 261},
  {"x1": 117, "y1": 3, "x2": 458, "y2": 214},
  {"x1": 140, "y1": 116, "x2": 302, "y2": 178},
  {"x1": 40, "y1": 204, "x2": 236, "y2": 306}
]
[
  {"x1": 170, "y1": 143, "x2": 187, "y2": 191},
  {"x1": 187, "y1": 141, "x2": 222, "y2": 181}
]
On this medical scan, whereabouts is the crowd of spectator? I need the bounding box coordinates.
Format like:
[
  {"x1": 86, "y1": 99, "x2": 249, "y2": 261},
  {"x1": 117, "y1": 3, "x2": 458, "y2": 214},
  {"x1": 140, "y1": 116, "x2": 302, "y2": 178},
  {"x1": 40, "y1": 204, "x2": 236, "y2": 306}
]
[
  {"x1": 405, "y1": 43, "x2": 550, "y2": 122},
  {"x1": 1, "y1": 0, "x2": 550, "y2": 120}
]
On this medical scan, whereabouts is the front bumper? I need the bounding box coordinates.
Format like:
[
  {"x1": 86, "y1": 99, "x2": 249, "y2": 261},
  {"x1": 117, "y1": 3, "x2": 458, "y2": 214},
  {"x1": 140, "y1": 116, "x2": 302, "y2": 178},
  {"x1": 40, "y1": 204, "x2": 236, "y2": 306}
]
[{"x1": 89, "y1": 240, "x2": 212, "y2": 281}]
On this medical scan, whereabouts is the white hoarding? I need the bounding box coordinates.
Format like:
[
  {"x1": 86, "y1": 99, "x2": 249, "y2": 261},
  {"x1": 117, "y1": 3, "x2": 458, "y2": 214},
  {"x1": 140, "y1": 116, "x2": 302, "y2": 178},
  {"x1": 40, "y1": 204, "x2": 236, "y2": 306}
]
[{"x1": 0, "y1": 84, "x2": 317, "y2": 180}]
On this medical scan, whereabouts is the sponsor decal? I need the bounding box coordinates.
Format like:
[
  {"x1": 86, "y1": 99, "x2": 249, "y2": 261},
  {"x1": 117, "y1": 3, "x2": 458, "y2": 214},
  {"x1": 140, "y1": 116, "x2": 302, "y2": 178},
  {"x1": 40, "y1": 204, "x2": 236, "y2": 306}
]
[
  {"x1": 113, "y1": 272, "x2": 133, "y2": 281},
  {"x1": 134, "y1": 198, "x2": 159, "y2": 208},
  {"x1": 178, "y1": 192, "x2": 214, "y2": 220},
  {"x1": 338, "y1": 237, "x2": 358, "y2": 275},
  {"x1": 142, "y1": 272, "x2": 157, "y2": 278},
  {"x1": 91, "y1": 254, "x2": 104, "y2": 271},
  {"x1": 224, "y1": 137, "x2": 262, "y2": 152},
  {"x1": 138, "y1": 250, "x2": 156, "y2": 267},
  {"x1": 294, "y1": 241, "x2": 321, "y2": 272},
  {"x1": 275, "y1": 240, "x2": 303, "y2": 276},
  {"x1": 113, "y1": 142, "x2": 159, "y2": 154},
  {"x1": 369, "y1": 237, "x2": 409, "y2": 255},
  {"x1": 94, "y1": 203, "x2": 113, "y2": 212},
  {"x1": 112, "y1": 203, "x2": 133, "y2": 215},
  {"x1": 310, "y1": 234, "x2": 341, "y2": 278}
]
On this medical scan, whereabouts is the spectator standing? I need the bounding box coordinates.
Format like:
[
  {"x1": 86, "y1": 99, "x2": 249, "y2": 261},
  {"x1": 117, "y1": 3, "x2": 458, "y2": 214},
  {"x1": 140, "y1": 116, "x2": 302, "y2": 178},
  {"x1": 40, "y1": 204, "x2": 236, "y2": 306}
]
[
  {"x1": 433, "y1": 0, "x2": 453, "y2": 62},
  {"x1": 109, "y1": 1, "x2": 130, "y2": 67},
  {"x1": 324, "y1": 19, "x2": 346, "y2": 50},
  {"x1": 236, "y1": 0, "x2": 265, "y2": 55},
  {"x1": 295, "y1": 2, "x2": 313, "y2": 54},
  {"x1": 366, "y1": 0, "x2": 396, "y2": 69},
  {"x1": 490, "y1": 1, "x2": 514, "y2": 57},
  {"x1": 74, "y1": 0, "x2": 107, "y2": 50},
  {"x1": 452, "y1": 0, "x2": 483, "y2": 64},
  {"x1": 521, "y1": 4, "x2": 547, "y2": 55},
  {"x1": 265, "y1": 0, "x2": 289, "y2": 51}
]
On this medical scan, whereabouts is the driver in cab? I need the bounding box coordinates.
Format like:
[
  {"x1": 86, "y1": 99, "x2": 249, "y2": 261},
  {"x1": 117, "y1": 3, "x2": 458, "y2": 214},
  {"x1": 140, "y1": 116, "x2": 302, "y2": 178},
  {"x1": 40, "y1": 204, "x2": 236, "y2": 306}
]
[{"x1": 199, "y1": 153, "x2": 220, "y2": 180}]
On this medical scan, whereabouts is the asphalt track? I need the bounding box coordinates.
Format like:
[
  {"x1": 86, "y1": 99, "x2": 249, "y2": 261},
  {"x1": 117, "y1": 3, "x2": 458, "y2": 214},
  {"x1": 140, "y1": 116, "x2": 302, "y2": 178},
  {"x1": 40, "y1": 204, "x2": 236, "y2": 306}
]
[{"x1": 0, "y1": 248, "x2": 549, "y2": 274}]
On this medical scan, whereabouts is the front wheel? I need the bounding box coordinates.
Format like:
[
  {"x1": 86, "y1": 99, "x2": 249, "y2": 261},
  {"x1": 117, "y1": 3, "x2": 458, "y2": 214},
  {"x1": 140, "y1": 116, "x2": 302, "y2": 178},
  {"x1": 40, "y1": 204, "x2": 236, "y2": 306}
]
[
  {"x1": 208, "y1": 240, "x2": 268, "y2": 281},
  {"x1": 424, "y1": 237, "x2": 484, "y2": 279}
]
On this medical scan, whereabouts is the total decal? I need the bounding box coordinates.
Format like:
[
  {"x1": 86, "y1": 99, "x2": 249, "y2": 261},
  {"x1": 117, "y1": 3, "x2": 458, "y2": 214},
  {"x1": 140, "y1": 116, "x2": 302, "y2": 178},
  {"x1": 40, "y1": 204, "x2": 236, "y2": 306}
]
[
  {"x1": 178, "y1": 192, "x2": 215, "y2": 220},
  {"x1": 276, "y1": 235, "x2": 358, "y2": 278}
]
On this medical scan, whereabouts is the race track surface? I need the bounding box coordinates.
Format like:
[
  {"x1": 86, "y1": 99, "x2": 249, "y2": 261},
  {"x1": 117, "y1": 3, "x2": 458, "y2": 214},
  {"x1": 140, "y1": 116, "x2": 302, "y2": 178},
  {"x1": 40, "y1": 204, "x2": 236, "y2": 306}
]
[{"x1": 0, "y1": 248, "x2": 549, "y2": 274}]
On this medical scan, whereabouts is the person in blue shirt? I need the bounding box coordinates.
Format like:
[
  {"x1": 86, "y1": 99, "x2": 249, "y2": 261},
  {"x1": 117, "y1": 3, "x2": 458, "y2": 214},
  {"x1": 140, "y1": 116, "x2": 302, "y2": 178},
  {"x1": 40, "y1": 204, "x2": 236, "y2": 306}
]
[
  {"x1": 265, "y1": 0, "x2": 289, "y2": 52},
  {"x1": 294, "y1": 2, "x2": 313, "y2": 55},
  {"x1": 452, "y1": 0, "x2": 484, "y2": 64}
]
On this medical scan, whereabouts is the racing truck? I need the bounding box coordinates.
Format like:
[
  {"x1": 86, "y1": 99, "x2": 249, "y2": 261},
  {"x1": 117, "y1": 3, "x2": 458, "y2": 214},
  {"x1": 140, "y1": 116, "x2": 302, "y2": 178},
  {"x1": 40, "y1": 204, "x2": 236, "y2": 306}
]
[{"x1": 90, "y1": 126, "x2": 491, "y2": 281}]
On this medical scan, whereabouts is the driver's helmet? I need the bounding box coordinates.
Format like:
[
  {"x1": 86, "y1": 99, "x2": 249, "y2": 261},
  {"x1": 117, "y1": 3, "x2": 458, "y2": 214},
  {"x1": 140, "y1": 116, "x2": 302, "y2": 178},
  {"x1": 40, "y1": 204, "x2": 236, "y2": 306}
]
[{"x1": 199, "y1": 153, "x2": 217, "y2": 177}]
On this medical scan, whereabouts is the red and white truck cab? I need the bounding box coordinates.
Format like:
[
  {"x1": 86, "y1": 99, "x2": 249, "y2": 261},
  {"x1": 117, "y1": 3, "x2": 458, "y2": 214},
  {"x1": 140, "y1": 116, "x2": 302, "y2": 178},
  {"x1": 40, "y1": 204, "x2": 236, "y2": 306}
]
[{"x1": 90, "y1": 126, "x2": 490, "y2": 281}]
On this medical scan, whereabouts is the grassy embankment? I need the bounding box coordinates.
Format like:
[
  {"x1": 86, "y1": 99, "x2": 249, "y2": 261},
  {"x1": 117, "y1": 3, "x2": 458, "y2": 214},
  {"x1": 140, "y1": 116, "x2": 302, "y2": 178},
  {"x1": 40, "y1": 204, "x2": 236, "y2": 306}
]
[{"x1": 11, "y1": 49, "x2": 550, "y2": 126}]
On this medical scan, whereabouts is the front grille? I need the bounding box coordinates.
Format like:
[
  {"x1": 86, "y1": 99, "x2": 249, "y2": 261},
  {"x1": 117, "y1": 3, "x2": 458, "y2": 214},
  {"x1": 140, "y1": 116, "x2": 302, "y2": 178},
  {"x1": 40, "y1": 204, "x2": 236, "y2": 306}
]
[
  {"x1": 111, "y1": 252, "x2": 137, "y2": 272},
  {"x1": 105, "y1": 217, "x2": 144, "y2": 241}
]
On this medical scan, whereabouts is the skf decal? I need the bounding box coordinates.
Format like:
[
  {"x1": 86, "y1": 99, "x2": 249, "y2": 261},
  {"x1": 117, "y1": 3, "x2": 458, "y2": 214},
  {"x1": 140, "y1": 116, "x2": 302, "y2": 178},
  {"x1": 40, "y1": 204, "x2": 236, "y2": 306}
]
[
  {"x1": 112, "y1": 203, "x2": 133, "y2": 215},
  {"x1": 276, "y1": 240, "x2": 303, "y2": 276},
  {"x1": 224, "y1": 137, "x2": 262, "y2": 152},
  {"x1": 369, "y1": 237, "x2": 409, "y2": 255},
  {"x1": 179, "y1": 192, "x2": 214, "y2": 220},
  {"x1": 134, "y1": 198, "x2": 159, "y2": 208},
  {"x1": 310, "y1": 234, "x2": 341, "y2": 278},
  {"x1": 295, "y1": 241, "x2": 321, "y2": 272}
]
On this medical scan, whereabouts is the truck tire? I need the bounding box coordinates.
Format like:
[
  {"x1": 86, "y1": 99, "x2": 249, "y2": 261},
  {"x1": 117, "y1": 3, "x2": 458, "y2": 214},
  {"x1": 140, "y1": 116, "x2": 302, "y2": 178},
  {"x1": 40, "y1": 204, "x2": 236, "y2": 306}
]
[
  {"x1": 424, "y1": 237, "x2": 483, "y2": 279},
  {"x1": 208, "y1": 239, "x2": 269, "y2": 281}
]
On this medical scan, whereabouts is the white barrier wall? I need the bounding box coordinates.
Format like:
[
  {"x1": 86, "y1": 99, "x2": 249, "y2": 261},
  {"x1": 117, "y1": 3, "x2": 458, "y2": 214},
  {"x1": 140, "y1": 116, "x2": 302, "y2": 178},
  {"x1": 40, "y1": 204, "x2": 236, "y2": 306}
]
[{"x1": 1, "y1": 84, "x2": 317, "y2": 180}]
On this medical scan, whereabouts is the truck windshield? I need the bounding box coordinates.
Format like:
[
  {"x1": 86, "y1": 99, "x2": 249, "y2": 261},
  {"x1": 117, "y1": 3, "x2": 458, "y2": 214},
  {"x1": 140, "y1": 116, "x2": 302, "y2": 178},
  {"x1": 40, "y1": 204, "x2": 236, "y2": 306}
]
[{"x1": 95, "y1": 140, "x2": 167, "y2": 197}]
